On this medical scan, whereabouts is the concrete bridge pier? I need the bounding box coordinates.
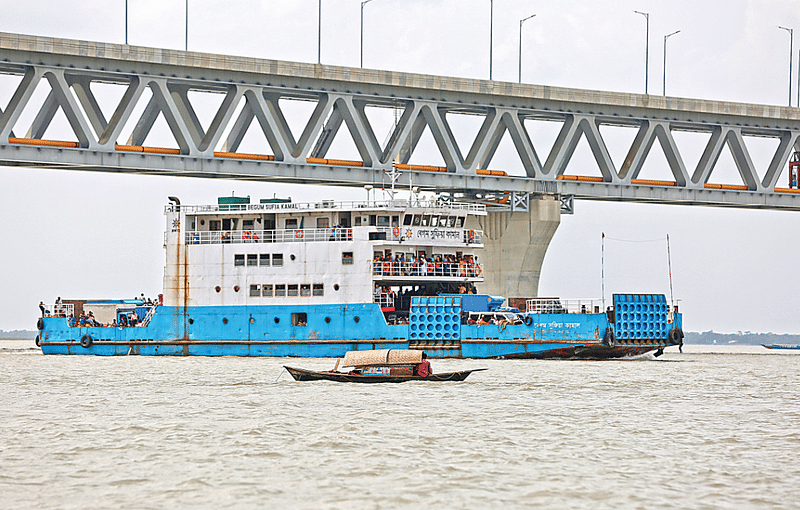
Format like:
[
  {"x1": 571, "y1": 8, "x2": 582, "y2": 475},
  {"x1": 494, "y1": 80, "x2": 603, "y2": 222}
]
[{"x1": 471, "y1": 195, "x2": 561, "y2": 301}]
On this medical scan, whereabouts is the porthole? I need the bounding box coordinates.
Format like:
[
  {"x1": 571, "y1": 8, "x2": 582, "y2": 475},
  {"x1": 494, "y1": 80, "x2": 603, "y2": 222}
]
[
  {"x1": 200, "y1": 220, "x2": 205, "y2": 225},
  {"x1": 325, "y1": 316, "x2": 331, "y2": 324},
  {"x1": 215, "y1": 286, "x2": 221, "y2": 293},
  {"x1": 249, "y1": 317, "x2": 255, "y2": 324},
  {"x1": 290, "y1": 254, "x2": 296, "y2": 261},
  {"x1": 333, "y1": 284, "x2": 340, "y2": 291},
  {"x1": 188, "y1": 318, "x2": 194, "y2": 324},
  {"x1": 223, "y1": 318, "x2": 228, "y2": 324},
  {"x1": 354, "y1": 316, "x2": 360, "y2": 323},
  {"x1": 274, "y1": 317, "x2": 280, "y2": 324},
  {"x1": 233, "y1": 285, "x2": 240, "y2": 292}
]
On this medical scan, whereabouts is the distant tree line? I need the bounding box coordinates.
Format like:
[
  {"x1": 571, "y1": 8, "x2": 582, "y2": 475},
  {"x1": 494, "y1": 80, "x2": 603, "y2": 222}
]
[
  {"x1": 686, "y1": 331, "x2": 800, "y2": 345},
  {"x1": 0, "y1": 330, "x2": 37, "y2": 339}
]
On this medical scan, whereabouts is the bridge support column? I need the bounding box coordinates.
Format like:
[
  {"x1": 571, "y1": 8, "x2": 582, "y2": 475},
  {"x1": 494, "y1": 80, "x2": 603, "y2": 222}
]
[{"x1": 473, "y1": 195, "x2": 561, "y2": 300}]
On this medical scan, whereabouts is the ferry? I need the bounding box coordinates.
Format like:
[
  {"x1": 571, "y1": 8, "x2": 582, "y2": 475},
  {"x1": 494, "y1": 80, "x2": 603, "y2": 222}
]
[{"x1": 35, "y1": 194, "x2": 684, "y2": 359}]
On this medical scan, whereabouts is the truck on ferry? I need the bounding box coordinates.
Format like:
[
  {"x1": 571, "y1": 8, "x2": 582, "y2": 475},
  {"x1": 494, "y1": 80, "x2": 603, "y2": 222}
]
[{"x1": 35, "y1": 194, "x2": 684, "y2": 359}]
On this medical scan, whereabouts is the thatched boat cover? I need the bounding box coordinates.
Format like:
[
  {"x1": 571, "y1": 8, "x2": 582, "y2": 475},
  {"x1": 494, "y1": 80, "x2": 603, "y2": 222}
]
[{"x1": 341, "y1": 349, "x2": 422, "y2": 367}]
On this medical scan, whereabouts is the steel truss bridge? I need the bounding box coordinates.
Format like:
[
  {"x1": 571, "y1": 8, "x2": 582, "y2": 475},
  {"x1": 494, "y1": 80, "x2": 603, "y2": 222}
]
[{"x1": 1, "y1": 32, "x2": 800, "y2": 212}]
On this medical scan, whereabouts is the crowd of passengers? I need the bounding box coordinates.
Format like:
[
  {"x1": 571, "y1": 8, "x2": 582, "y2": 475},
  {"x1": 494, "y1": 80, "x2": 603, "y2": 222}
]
[
  {"x1": 66, "y1": 310, "x2": 147, "y2": 328},
  {"x1": 372, "y1": 253, "x2": 480, "y2": 277}
]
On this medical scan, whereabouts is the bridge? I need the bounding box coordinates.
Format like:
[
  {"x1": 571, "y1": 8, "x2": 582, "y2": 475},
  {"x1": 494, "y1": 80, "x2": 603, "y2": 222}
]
[{"x1": 1, "y1": 32, "x2": 799, "y2": 299}]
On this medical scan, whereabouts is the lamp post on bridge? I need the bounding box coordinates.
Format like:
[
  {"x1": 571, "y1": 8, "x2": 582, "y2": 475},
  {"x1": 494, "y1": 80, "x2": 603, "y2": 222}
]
[
  {"x1": 778, "y1": 26, "x2": 793, "y2": 107},
  {"x1": 634, "y1": 10, "x2": 649, "y2": 94},
  {"x1": 360, "y1": 0, "x2": 375, "y2": 68},
  {"x1": 518, "y1": 14, "x2": 536, "y2": 83},
  {"x1": 185, "y1": 0, "x2": 188, "y2": 51},
  {"x1": 662, "y1": 30, "x2": 680, "y2": 96},
  {"x1": 489, "y1": 0, "x2": 493, "y2": 80},
  {"x1": 125, "y1": 0, "x2": 128, "y2": 45},
  {"x1": 318, "y1": 0, "x2": 322, "y2": 64}
]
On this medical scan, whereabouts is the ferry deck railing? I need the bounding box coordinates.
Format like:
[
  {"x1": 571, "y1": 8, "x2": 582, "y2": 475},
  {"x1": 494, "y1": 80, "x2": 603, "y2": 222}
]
[
  {"x1": 43, "y1": 303, "x2": 74, "y2": 317},
  {"x1": 171, "y1": 199, "x2": 487, "y2": 215},
  {"x1": 186, "y1": 228, "x2": 353, "y2": 245},
  {"x1": 526, "y1": 298, "x2": 604, "y2": 314},
  {"x1": 373, "y1": 260, "x2": 484, "y2": 279}
]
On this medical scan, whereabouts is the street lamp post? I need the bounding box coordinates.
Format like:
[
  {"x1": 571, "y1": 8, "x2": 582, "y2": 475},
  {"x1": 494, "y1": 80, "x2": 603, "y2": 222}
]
[
  {"x1": 185, "y1": 0, "x2": 188, "y2": 51},
  {"x1": 634, "y1": 10, "x2": 649, "y2": 94},
  {"x1": 663, "y1": 30, "x2": 680, "y2": 96},
  {"x1": 360, "y1": 0, "x2": 375, "y2": 68},
  {"x1": 518, "y1": 14, "x2": 536, "y2": 83},
  {"x1": 125, "y1": 0, "x2": 128, "y2": 45},
  {"x1": 778, "y1": 26, "x2": 793, "y2": 107},
  {"x1": 489, "y1": 0, "x2": 493, "y2": 80}
]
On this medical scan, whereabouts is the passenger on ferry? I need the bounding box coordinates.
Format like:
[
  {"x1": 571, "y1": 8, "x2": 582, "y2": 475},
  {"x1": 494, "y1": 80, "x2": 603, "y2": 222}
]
[
  {"x1": 68, "y1": 314, "x2": 76, "y2": 328},
  {"x1": 78, "y1": 313, "x2": 87, "y2": 327},
  {"x1": 111, "y1": 319, "x2": 118, "y2": 327},
  {"x1": 39, "y1": 301, "x2": 47, "y2": 317},
  {"x1": 129, "y1": 312, "x2": 138, "y2": 327}
]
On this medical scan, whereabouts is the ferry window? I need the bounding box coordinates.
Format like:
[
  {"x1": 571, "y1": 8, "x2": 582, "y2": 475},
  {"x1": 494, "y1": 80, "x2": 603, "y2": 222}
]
[
  {"x1": 456, "y1": 216, "x2": 465, "y2": 228},
  {"x1": 222, "y1": 218, "x2": 231, "y2": 230},
  {"x1": 275, "y1": 284, "x2": 286, "y2": 297},
  {"x1": 210, "y1": 220, "x2": 221, "y2": 231},
  {"x1": 260, "y1": 254, "x2": 270, "y2": 266},
  {"x1": 247, "y1": 254, "x2": 258, "y2": 266},
  {"x1": 430, "y1": 215, "x2": 439, "y2": 227},
  {"x1": 342, "y1": 252, "x2": 354, "y2": 265},
  {"x1": 313, "y1": 283, "x2": 324, "y2": 296},
  {"x1": 391, "y1": 216, "x2": 399, "y2": 227},
  {"x1": 273, "y1": 254, "x2": 283, "y2": 266},
  {"x1": 249, "y1": 284, "x2": 260, "y2": 297},
  {"x1": 369, "y1": 215, "x2": 376, "y2": 226},
  {"x1": 317, "y1": 217, "x2": 329, "y2": 229},
  {"x1": 243, "y1": 219, "x2": 254, "y2": 230},
  {"x1": 285, "y1": 218, "x2": 298, "y2": 229},
  {"x1": 412, "y1": 215, "x2": 421, "y2": 226},
  {"x1": 354, "y1": 217, "x2": 362, "y2": 226},
  {"x1": 447, "y1": 216, "x2": 456, "y2": 228},
  {"x1": 403, "y1": 215, "x2": 412, "y2": 226},
  {"x1": 300, "y1": 284, "x2": 311, "y2": 297},
  {"x1": 421, "y1": 215, "x2": 431, "y2": 226},
  {"x1": 234, "y1": 254, "x2": 245, "y2": 266},
  {"x1": 377, "y1": 215, "x2": 390, "y2": 227},
  {"x1": 287, "y1": 284, "x2": 299, "y2": 297},
  {"x1": 262, "y1": 284, "x2": 273, "y2": 297},
  {"x1": 291, "y1": 312, "x2": 307, "y2": 326}
]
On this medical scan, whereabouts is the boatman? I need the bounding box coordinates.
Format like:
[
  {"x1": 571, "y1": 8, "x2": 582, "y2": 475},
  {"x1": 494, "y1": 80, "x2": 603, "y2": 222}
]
[{"x1": 416, "y1": 353, "x2": 432, "y2": 378}]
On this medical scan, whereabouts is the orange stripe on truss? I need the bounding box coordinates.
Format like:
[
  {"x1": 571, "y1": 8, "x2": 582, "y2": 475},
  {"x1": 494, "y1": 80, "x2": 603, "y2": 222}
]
[{"x1": 9, "y1": 137, "x2": 78, "y2": 148}]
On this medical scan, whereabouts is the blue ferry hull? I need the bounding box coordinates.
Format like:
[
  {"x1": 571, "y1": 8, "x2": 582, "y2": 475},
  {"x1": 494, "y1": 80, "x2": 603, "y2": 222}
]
[{"x1": 36, "y1": 301, "x2": 683, "y2": 359}]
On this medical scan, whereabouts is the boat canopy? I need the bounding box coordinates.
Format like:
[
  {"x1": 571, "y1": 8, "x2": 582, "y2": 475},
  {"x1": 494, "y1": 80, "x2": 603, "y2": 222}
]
[{"x1": 341, "y1": 349, "x2": 422, "y2": 367}]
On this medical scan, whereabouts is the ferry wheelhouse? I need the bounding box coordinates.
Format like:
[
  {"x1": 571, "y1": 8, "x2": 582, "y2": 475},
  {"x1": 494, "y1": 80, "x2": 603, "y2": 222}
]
[{"x1": 36, "y1": 195, "x2": 683, "y2": 359}]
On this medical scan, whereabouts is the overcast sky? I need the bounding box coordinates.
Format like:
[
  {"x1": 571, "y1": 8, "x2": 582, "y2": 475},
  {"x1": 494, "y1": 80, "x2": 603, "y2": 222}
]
[{"x1": 1, "y1": 0, "x2": 799, "y2": 333}]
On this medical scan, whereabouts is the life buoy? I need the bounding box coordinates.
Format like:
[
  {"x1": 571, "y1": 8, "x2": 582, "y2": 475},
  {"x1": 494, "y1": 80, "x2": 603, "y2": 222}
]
[
  {"x1": 468, "y1": 229, "x2": 475, "y2": 240},
  {"x1": 35, "y1": 335, "x2": 41, "y2": 347},
  {"x1": 243, "y1": 231, "x2": 252, "y2": 239},
  {"x1": 474, "y1": 265, "x2": 482, "y2": 276},
  {"x1": 80, "y1": 334, "x2": 93, "y2": 348},
  {"x1": 295, "y1": 230, "x2": 304, "y2": 239},
  {"x1": 37, "y1": 318, "x2": 44, "y2": 330},
  {"x1": 392, "y1": 226, "x2": 400, "y2": 237},
  {"x1": 524, "y1": 315, "x2": 533, "y2": 326},
  {"x1": 603, "y1": 328, "x2": 616, "y2": 347}
]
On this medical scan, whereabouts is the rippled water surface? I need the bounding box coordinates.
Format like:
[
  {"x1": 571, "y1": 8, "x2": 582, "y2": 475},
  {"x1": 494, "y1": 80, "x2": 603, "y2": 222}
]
[{"x1": 2, "y1": 341, "x2": 799, "y2": 509}]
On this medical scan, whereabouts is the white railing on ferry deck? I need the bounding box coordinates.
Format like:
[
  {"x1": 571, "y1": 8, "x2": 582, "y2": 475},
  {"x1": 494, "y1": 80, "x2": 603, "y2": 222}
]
[
  {"x1": 526, "y1": 298, "x2": 604, "y2": 314},
  {"x1": 373, "y1": 260, "x2": 483, "y2": 279},
  {"x1": 43, "y1": 303, "x2": 74, "y2": 317},
  {"x1": 168, "y1": 199, "x2": 486, "y2": 215},
  {"x1": 186, "y1": 228, "x2": 353, "y2": 245}
]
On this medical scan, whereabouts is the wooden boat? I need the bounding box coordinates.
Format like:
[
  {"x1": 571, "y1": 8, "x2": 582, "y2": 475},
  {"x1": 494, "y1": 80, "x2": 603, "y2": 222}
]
[
  {"x1": 762, "y1": 344, "x2": 800, "y2": 350},
  {"x1": 284, "y1": 349, "x2": 486, "y2": 383}
]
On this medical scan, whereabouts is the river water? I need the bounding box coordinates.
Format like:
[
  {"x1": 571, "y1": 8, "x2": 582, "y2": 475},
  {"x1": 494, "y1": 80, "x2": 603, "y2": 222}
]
[{"x1": 1, "y1": 341, "x2": 799, "y2": 509}]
